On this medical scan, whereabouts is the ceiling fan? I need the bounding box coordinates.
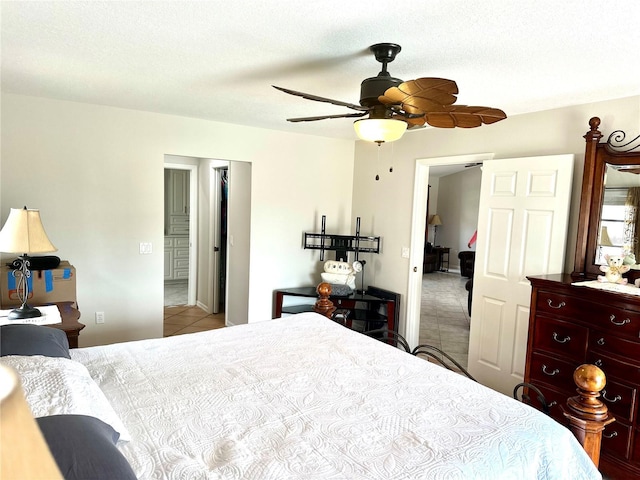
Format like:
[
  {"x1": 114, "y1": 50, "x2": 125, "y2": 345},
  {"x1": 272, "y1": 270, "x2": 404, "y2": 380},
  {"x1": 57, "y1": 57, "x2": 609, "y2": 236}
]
[{"x1": 273, "y1": 43, "x2": 507, "y2": 143}]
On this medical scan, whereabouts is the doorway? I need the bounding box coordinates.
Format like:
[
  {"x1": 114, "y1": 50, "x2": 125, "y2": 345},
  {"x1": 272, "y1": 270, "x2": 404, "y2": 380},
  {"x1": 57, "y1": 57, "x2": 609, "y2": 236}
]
[
  {"x1": 420, "y1": 164, "x2": 482, "y2": 370},
  {"x1": 406, "y1": 153, "x2": 494, "y2": 347},
  {"x1": 164, "y1": 163, "x2": 198, "y2": 307},
  {"x1": 163, "y1": 156, "x2": 251, "y2": 325}
]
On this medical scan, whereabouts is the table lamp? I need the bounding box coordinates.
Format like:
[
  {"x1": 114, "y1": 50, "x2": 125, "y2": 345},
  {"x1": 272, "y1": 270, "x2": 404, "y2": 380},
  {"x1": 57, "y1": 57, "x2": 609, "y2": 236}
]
[
  {"x1": 0, "y1": 207, "x2": 57, "y2": 319},
  {"x1": 429, "y1": 214, "x2": 443, "y2": 246}
]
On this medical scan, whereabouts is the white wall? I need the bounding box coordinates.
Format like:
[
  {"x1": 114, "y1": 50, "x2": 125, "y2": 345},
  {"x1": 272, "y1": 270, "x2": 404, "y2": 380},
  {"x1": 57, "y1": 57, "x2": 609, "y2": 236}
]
[
  {"x1": 353, "y1": 95, "x2": 640, "y2": 336},
  {"x1": 437, "y1": 167, "x2": 482, "y2": 264},
  {"x1": 1, "y1": 94, "x2": 355, "y2": 346}
]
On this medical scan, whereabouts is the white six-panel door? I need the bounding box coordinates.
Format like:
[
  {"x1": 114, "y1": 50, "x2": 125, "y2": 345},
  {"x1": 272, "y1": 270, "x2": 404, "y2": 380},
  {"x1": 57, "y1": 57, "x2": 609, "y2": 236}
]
[{"x1": 467, "y1": 155, "x2": 574, "y2": 395}]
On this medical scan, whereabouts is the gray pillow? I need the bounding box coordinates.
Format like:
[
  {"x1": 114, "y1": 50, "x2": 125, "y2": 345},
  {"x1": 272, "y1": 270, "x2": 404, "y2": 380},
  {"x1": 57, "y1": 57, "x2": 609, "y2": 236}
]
[
  {"x1": 36, "y1": 415, "x2": 136, "y2": 480},
  {"x1": 0, "y1": 324, "x2": 70, "y2": 358}
]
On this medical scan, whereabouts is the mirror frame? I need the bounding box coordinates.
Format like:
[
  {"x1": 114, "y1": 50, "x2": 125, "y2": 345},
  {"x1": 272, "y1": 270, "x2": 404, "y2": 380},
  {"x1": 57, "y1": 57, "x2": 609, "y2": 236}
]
[{"x1": 573, "y1": 117, "x2": 640, "y2": 280}]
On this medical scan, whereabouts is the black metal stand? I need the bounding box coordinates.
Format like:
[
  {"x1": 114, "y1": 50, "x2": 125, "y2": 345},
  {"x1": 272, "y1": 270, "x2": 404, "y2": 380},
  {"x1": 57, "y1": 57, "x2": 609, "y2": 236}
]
[
  {"x1": 304, "y1": 216, "x2": 380, "y2": 261},
  {"x1": 7, "y1": 256, "x2": 42, "y2": 319}
]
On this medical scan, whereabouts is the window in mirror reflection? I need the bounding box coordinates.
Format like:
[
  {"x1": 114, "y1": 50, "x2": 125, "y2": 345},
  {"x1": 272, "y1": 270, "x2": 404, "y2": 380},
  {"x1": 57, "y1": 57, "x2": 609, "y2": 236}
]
[{"x1": 597, "y1": 185, "x2": 640, "y2": 266}]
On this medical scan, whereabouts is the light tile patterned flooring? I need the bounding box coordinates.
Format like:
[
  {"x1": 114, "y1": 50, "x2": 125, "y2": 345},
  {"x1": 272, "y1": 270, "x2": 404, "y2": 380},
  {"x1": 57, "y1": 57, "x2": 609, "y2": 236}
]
[
  {"x1": 164, "y1": 281, "x2": 225, "y2": 337},
  {"x1": 419, "y1": 271, "x2": 471, "y2": 370}
]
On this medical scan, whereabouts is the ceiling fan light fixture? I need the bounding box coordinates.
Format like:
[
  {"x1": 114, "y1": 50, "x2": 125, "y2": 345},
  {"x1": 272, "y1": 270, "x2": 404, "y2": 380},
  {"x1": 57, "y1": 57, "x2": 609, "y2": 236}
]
[{"x1": 354, "y1": 118, "x2": 407, "y2": 144}]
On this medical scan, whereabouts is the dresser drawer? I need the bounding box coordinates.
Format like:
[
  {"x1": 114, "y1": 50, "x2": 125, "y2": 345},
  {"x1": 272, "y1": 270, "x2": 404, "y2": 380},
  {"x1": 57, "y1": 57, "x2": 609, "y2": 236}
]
[
  {"x1": 599, "y1": 379, "x2": 638, "y2": 423},
  {"x1": 588, "y1": 306, "x2": 640, "y2": 340},
  {"x1": 529, "y1": 351, "x2": 577, "y2": 391},
  {"x1": 603, "y1": 420, "x2": 632, "y2": 461},
  {"x1": 536, "y1": 289, "x2": 640, "y2": 338},
  {"x1": 174, "y1": 257, "x2": 189, "y2": 270},
  {"x1": 175, "y1": 237, "x2": 190, "y2": 248},
  {"x1": 533, "y1": 315, "x2": 588, "y2": 361},
  {"x1": 535, "y1": 290, "x2": 586, "y2": 320},
  {"x1": 587, "y1": 351, "x2": 640, "y2": 385},
  {"x1": 590, "y1": 330, "x2": 640, "y2": 363}
]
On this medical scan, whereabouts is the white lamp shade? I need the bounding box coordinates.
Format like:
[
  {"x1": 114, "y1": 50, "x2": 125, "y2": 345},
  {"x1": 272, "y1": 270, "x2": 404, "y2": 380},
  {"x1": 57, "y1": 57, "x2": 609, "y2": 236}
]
[
  {"x1": 354, "y1": 118, "x2": 407, "y2": 143},
  {"x1": 0, "y1": 208, "x2": 57, "y2": 254}
]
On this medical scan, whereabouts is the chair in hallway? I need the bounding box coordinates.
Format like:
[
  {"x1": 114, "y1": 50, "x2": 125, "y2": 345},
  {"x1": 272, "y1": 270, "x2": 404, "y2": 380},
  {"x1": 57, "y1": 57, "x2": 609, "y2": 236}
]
[
  {"x1": 465, "y1": 279, "x2": 472, "y2": 315},
  {"x1": 458, "y1": 251, "x2": 475, "y2": 278}
]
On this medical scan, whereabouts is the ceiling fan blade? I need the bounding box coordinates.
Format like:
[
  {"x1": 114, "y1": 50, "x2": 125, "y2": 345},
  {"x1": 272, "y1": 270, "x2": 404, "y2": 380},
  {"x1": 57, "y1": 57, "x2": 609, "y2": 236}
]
[
  {"x1": 424, "y1": 106, "x2": 507, "y2": 128},
  {"x1": 286, "y1": 112, "x2": 368, "y2": 123},
  {"x1": 273, "y1": 85, "x2": 369, "y2": 111},
  {"x1": 379, "y1": 78, "x2": 459, "y2": 109}
]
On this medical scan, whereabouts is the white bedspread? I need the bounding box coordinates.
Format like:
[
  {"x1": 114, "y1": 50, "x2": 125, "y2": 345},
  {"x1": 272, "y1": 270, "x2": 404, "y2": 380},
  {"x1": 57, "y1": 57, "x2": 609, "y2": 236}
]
[{"x1": 70, "y1": 313, "x2": 600, "y2": 480}]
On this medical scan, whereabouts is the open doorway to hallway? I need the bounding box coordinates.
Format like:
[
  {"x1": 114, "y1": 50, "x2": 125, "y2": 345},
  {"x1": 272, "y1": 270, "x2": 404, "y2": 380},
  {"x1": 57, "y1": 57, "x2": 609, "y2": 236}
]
[
  {"x1": 406, "y1": 153, "x2": 491, "y2": 351},
  {"x1": 418, "y1": 164, "x2": 481, "y2": 370},
  {"x1": 163, "y1": 155, "x2": 252, "y2": 328}
]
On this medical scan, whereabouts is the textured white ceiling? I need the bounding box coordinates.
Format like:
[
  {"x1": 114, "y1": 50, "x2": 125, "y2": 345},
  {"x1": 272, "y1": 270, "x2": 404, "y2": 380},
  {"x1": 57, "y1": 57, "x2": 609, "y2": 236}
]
[{"x1": 2, "y1": 1, "x2": 639, "y2": 140}]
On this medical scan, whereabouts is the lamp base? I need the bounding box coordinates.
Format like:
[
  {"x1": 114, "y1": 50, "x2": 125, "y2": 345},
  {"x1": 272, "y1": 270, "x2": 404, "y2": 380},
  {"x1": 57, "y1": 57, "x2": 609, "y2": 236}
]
[{"x1": 8, "y1": 305, "x2": 42, "y2": 320}]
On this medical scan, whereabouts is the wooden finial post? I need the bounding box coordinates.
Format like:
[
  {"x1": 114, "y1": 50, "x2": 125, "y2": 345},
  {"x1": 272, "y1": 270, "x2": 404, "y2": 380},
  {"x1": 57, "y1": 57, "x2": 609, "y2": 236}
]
[
  {"x1": 562, "y1": 364, "x2": 615, "y2": 467},
  {"x1": 314, "y1": 282, "x2": 336, "y2": 318}
]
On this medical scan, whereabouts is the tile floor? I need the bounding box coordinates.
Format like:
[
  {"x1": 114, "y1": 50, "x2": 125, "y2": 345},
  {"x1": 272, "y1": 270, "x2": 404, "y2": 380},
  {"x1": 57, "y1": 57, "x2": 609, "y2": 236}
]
[
  {"x1": 164, "y1": 281, "x2": 225, "y2": 337},
  {"x1": 419, "y1": 271, "x2": 471, "y2": 370},
  {"x1": 164, "y1": 280, "x2": 188, "y2": 307},
  {"x1": 163, "y1": 305, "x2": 226, "y2": 337}
]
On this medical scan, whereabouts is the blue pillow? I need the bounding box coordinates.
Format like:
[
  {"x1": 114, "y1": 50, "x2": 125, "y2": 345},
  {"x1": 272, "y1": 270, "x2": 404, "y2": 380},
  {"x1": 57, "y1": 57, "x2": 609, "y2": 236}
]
[
  {"x1": 36, "y1": 415, "x2": 136, "y2": 480},
  {"x1": 0, "y1": 324, "x2": 70, "y2": 358}
]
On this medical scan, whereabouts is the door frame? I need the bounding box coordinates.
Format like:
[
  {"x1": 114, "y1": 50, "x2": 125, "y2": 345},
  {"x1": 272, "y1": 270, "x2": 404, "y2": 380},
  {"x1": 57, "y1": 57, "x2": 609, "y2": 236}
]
[
  {"x1": 208, "y1": 161, "x2": 229, "y2": 314},
  {"x1": 405, "y1": 153, "x2": 494, "y2": 347},
  {"x1": 164, "y1": 162, "x2": 198, "y2": 306}
]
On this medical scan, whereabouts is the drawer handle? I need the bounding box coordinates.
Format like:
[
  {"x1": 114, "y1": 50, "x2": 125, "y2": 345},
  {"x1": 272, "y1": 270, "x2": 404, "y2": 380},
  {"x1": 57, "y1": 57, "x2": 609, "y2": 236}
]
[
  {"x1": 610, "y1": 315, "x2": 631, "y2": 326},
  {"x1": 595, "y1": 359, "x2": 603, "y2": 367},
  {"x1": 548, "y1": 400, "x2": 557, "y2": 408},
  {"x1": 603, "y1": 431, "x2": 618, "y2": 439},
  {"x1": 602, "y1": 390, "x2": 622, "y2": 403},
  {"x1": 547, "y1": 299, "x2": 566, "y2": 309},
  {"x1": 552, "y1": 332, "x2": 571, "y2": 344},
  {"x1": 542, "y1": 365, "x2": 560, "y2": 376},
  {"x1": 597, "y1": 337, "x2": 605, "y2": 346}
]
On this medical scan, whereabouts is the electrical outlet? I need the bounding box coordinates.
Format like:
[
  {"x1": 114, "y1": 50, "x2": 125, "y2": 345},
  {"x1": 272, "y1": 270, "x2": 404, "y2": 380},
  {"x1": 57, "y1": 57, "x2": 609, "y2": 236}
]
[
  {"x1": 401, "y1": 247, "x2": 410, "y2": 258},
  {"x1": 139, "y1": 242, "x2": 152, "y2": 254},
  {"x1": 95, "y1": 311, "x2": 105, "y2": 324}
]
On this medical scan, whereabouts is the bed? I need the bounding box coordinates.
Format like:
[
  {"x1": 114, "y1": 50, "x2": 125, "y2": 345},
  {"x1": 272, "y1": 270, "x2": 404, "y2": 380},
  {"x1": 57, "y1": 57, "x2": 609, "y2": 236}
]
[{"x1": 1, "y1": 312, "x2": 603, "y2": 479}]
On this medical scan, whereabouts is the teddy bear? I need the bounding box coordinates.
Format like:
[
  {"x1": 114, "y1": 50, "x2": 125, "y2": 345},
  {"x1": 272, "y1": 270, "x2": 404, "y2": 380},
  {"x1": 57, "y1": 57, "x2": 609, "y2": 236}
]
[{"x1": 598, "y1": 254, "x2": 631, "y2": 284}]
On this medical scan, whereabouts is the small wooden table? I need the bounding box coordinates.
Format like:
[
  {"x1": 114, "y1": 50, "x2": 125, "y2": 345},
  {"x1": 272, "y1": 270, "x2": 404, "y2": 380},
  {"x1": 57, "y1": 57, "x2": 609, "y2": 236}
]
[
  {"x1": 432, "y1": 246, "x2": 450, "y2": 271},
  {"x1": 46, "y1": 302, "x2": 84, "y2": 348}
]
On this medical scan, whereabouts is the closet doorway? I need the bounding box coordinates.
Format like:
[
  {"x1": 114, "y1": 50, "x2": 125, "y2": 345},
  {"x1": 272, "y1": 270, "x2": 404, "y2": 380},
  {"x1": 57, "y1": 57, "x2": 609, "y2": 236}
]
[{"x1": 210, "y1": 165, "x2": 228, "y2": 314}]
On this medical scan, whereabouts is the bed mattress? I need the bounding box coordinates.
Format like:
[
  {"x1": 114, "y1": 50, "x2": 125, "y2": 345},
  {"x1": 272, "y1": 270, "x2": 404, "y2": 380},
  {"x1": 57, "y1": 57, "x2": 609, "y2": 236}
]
[{"x1": 70, "y1": 312, "x2": 600, "y2": 479}]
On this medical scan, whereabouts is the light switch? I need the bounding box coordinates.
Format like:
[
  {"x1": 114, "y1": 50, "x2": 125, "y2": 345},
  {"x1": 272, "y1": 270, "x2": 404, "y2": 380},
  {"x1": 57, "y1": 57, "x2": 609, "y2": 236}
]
[{"x1": 401, "y1": 247, "x2": 410, "y2": 258}]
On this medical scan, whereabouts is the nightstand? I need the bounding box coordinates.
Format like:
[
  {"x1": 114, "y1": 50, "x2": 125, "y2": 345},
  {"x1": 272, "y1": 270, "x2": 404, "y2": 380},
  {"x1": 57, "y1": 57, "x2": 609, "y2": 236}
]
[{"x1": 47, "y1": 302, "x2": 84, "y2": 348}]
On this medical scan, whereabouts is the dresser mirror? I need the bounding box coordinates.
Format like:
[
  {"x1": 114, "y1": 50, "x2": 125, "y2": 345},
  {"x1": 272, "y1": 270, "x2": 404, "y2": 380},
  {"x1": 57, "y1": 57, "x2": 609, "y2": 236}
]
[
  {"x1": 573, "y1": 117, "x2": 640, "y2": 280},
  {"x1": 596, "y1": 164, "x2": 640, "y2": 264}
]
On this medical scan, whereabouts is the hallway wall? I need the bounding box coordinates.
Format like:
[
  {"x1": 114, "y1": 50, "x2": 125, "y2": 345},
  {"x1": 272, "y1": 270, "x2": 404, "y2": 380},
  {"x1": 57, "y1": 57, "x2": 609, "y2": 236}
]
[{"x1": 436, "y1": 167, "x2": 482, "y2": 269}]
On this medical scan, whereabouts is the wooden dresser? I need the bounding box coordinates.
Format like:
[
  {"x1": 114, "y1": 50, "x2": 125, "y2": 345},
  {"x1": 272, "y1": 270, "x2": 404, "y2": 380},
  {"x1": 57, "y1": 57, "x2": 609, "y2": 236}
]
[{"x1": 526, "y1": 274, "x2": 640, "y2": 478}]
